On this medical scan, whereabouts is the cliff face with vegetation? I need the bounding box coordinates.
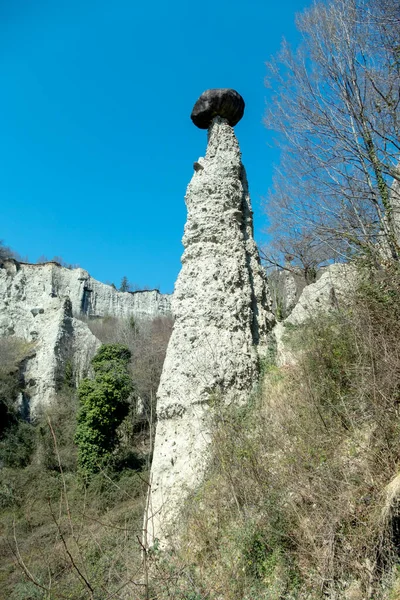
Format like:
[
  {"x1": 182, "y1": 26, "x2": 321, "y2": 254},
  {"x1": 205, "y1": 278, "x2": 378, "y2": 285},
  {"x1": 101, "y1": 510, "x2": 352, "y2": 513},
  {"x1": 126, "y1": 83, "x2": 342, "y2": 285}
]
[
  {"x1": 164, "y1": 264, "x2": 400, "y2": 600},
  {"x1": 0, "y1": 258, "x2": 171, "y2": 414},
  {"x1": 1, "y1": 0, "x2": 400, "y2": 587},
  {"x1": 0, "y1": 259, "x2": 171, "y2": 323}
]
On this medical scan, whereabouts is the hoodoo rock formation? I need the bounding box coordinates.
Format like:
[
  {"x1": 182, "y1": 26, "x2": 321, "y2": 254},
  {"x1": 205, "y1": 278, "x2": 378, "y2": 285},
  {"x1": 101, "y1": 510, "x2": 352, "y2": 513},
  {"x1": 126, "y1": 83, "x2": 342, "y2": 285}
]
[{"x1": 147, "y1": 94, "x2": 273, "y2": 546}]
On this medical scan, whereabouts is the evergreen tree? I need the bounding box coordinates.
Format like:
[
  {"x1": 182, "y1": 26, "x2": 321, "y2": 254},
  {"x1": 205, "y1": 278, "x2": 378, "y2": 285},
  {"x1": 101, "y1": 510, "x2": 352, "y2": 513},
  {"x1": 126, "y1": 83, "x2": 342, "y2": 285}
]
[
  {"x1": 119, "y1": 276, "x2": 130, "y2": 292},
  {"x1": 75, "y1": 344, "x2": 133, "y2": 478}
]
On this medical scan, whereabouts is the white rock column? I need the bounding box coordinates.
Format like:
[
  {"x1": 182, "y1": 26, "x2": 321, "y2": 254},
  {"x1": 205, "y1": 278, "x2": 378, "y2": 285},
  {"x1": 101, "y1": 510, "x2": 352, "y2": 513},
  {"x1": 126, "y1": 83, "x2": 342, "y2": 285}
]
[{"x1": 146, "y1": 117, "x2": 273, "y2": 545}]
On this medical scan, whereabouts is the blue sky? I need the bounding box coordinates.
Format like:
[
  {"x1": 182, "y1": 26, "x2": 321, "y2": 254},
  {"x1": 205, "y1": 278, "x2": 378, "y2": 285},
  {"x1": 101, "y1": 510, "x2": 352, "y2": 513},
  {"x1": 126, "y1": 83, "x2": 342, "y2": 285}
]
[{"x1": 0, "y1": 0, "x2": 310, "y2": 293}]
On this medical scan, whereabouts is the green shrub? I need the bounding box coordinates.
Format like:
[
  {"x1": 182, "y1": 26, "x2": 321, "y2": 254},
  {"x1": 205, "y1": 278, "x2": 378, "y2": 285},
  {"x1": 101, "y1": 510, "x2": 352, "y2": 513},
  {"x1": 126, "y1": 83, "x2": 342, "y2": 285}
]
[
  {"x1": 0, "y1": 337, "x2": 34, "y2": 436},
  {"x1": 36, "y1": 389, "x2": 78, "y2": 472},
  {"x1": 0, "y1": 421, "x2": 36, "y2": 468},
  {"x1": 0, "y1": 373, "x2": 20, "y2": 435},
  {"x1": 75, "y1": 344, "x2": 133, "y2": 478}
]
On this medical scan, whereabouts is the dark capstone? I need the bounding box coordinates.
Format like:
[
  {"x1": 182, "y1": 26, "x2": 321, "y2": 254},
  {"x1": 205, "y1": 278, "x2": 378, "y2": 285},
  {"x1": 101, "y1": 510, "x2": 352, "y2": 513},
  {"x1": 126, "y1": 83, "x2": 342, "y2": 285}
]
[{"x1": 190, "y1": 88, "x2": 245, "y2": 129}]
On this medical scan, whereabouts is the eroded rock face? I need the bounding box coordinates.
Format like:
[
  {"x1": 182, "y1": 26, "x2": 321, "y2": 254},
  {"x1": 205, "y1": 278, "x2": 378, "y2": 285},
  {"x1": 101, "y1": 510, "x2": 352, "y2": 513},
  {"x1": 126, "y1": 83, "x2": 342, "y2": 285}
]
[
  {"x1": 147, "y1": 116, "x2": 273, "y2": 545},
  {"x1": 20, "y1": 298, "x2": 101, "y2": 415},
  {"x1": 391, "y1": 169, "x2": 400, "y2": 243},
  {"x1": 0, "y1": 260, "x2": 171, "y2": 414},
  {"x1": 274, "y1": 264, "x2": 356, "y2": 367},
  {"x1": 269, "y1": 269, "x2": 307, "y2": 320},
  {"x1": 191, "y1": 89, "x2": 245, "y2": 129},
  {"x1": 0, "y1": 261, "x2": 171, "y2": 320}
]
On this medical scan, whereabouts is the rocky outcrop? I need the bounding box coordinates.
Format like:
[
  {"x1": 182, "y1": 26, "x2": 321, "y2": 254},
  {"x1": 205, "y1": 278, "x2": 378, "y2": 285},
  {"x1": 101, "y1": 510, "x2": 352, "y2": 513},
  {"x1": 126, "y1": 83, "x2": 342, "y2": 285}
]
[
  {"x1": 269, "y1": 269, "x2": 307, "y2": 320},
  {"x1": 391, "y1": 168, "x2": 400, "y2": 244},
  {"x1": 0, "y1": 260, "x2": 171, "y2": 321},
  {"x1": 19, "y1": 298, "x2": 100, "y2": 415},
  {"x1": 0, "y1": 260, "x2": 171, "y2": 414},
  {"x1": 274, "y1": 264, "x2": 356, "y2": 366},
  {"x1": 147, "y1": 114, "x2": 273, "y2": 546},
  {"x1": 191, "y1": 89, "x2": 245, "y2": 129}
]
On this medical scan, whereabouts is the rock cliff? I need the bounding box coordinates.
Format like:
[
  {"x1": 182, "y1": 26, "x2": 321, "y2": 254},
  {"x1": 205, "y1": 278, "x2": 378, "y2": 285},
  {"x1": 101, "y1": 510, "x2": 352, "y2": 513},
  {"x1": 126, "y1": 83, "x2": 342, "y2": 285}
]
[
  {"x1": 147, "y1": 109, "x2": 273, "y2": 546},
  {"x1": 269, "y1": 269, "x2": 307, "y2": 320},
  {"x1": 0, "y1": 260, "x2": 171, "y2": 322},
  {"x1": 19, "y1": 298, "x2": 101, "y2": 415},
  {"x1": 274, "y1": 263, "x2": 356, "y2": 366},
  {"x1": 0, "y1": 259, "x2": 171, "y2": 414}
]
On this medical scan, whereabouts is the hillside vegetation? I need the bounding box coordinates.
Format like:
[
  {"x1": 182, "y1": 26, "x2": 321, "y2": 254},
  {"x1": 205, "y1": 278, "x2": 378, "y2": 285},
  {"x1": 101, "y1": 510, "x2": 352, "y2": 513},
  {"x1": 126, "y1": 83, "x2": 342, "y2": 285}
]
[
  {"x1": 0, "y1": 316, "x2": 172, "y2": 600},
  {"x1": 2, "y1": 264, "x2": 400, "y2": 599},
  {"x1": 1, "y1": 0, "x2": 399, "y2": 595},
  {"x1": 146, "y1": 263, "x2": 400, "y2": 600}
]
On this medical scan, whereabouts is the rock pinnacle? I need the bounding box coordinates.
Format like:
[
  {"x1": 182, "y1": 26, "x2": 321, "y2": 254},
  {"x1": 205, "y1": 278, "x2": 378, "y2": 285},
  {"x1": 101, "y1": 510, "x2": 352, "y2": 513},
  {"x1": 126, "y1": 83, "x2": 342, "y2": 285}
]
[{"x1": 146, "y1": 114, "x2": 273, "y2": 547}]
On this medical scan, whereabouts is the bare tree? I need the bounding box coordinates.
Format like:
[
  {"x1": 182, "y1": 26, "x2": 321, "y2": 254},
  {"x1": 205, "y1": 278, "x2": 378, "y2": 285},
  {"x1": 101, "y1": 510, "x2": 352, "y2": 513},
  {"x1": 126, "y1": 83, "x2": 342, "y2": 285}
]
[
  {"x1": 36, "y1": 254, "x2": 79, "y2": 268},
  {"x1": 85, "y1": 314, "x2": 173, "y2": 459},
  {"x1": 261, "y1": 218, "x2": 335, "y2": 282},
  {"x1": 263, "y1": 0, "x2": 400, "y2": 270}
]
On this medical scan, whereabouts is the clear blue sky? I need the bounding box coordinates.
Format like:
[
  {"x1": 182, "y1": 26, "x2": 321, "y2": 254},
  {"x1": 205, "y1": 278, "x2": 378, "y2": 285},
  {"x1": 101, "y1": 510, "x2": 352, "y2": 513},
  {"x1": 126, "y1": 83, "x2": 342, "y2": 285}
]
[{"x1": 0, "y1": 0, "x2": 310, "y2": 293}]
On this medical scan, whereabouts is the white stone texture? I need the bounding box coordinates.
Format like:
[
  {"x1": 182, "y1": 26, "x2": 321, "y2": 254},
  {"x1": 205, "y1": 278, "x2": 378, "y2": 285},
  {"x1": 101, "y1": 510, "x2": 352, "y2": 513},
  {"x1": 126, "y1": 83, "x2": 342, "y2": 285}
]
[
  {"x1": 147, "y1": 117, "x2": 273, "y2": 545},
  {"x1": 274, "y1": 263, "x2": 356, "y2": 366},
  {"x1": 0, "y1": 260, "x2": 171, "y2": 321},
  {"x1": 268, "y1": 269, "x2": 307, "y2": 319},
  {"x1": 20, "y1": 298, "x2": 101, "y2": 415},
  {"x1": 391, "y1": 167, "x2": 400, "y2": 244},
  {"x1": 376, "y1": 168, "x2": 400, "y2": 258},
  {"x1": 0, "y1": 260, "x2": 171, "y2": 414}
]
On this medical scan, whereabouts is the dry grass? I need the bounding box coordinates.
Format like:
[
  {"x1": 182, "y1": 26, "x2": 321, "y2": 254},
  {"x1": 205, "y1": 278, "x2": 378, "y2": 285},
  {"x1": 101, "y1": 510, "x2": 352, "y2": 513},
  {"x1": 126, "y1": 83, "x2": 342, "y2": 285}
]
[
  {"x1": 149, "y1": 264, "x2": 400, "y2": 600},
  {"x1": 0, "y1": 438, "x2": 148, "y2": 600},
  {"x1": 4, "y1": 266, "x2": 400, "y2": 599}
]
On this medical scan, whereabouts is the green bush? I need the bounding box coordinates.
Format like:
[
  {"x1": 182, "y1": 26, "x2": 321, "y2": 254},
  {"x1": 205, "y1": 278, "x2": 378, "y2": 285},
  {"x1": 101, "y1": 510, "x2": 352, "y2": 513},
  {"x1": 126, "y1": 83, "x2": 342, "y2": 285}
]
[
  {"x1": 0, "y1": 373, "x2": 20, "y2": 435},
  {"x1": 36, "y1": 389, "x2": 78, "y2": 472},
  {"x1": 75, "y1": 344, "x2": 133, "y2": 478},
  {"x1": 0, "y1": 421, "x2": 36, "y2": 468}
]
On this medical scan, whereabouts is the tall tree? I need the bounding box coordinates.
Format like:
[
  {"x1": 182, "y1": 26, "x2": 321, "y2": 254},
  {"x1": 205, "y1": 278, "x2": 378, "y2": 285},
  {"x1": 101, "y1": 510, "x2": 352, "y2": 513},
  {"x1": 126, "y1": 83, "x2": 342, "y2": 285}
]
[
  {"x1": 119, "y1": 275, "x2": 131, "y2": 292},
  {"x1": 75, "y1": 344, "x2": 133, "y2": 477},
  {"x1": 263, "y1": 0, "x2": 400, "y2": 272}
]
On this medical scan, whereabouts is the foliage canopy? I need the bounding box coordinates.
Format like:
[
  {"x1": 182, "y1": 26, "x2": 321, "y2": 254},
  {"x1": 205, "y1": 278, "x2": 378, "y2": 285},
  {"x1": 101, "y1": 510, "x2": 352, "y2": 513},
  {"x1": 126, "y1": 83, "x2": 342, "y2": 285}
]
[{"x1": 75, "y1": 343, "x2": 133, "y2": 477}]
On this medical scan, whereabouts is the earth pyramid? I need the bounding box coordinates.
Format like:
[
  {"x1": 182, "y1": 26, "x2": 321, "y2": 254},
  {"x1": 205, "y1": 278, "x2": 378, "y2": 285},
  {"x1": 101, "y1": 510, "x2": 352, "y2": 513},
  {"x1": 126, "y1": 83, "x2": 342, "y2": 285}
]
[{"x1": 146, "y1": 89, "x2": 274, "y2": 545}]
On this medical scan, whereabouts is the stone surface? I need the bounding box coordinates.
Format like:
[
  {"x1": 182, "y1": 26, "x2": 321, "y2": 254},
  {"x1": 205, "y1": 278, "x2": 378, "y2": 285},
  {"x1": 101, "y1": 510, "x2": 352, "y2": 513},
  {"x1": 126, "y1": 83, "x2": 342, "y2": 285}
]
[
  {"x1": 19, "y1": 297, "x2": 101, "y2": 415},
  {"x1": 147, "y1": 117, "x2": 273, "y2": 546},
  {"x1": 191, "y1": 89, "x2": 245, "y2": 129},
  {"x1": 0, "y1": 260, "x2": 171, "y2": 320},
  {"x1": 390, "y1": 167, "x2": 400, "y2": 243},
  {"x1": 0, "y1": 260, "x2": 172, "y2": 414},
  {"x1": 274, "y1": 264, "x2": 356, "y2": 366},
  {"x1": 269, "y1": 269, "x2": 307, "y2": 320}
]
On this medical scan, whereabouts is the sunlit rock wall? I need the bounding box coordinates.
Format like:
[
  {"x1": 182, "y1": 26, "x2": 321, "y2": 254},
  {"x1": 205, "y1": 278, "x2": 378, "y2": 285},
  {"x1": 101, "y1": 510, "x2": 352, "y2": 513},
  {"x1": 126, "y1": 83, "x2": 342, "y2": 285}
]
[{"x1": 0, "y1": 260, "x2": 171, "y2": 414}]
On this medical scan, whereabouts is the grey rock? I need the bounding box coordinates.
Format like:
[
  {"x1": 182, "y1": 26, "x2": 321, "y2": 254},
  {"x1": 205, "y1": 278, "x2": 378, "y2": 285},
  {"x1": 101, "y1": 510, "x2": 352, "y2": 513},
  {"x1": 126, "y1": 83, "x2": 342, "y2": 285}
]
[
  {"x1": 147, "y1": 116, "x2": 273, "y2": 546},
  {"x1": 0, "y1": 260, "x2": 171, "y2": 320},
  {"x1": 391, "y1": 167, "x2": 400, "y2": 243},
  {"x1": 18, "y1": 298, "x2": 100, "y2": 415},
  {"x1": 191, "y1": 89, "x2": 245, "y2": 129},
  {"x1": 274, "y1": 264, "x2": 356, "y2": 367},
  {"x1": 193, "y1": 161, "x2": 204, "y2": 172},
  {"x1": 0, "y1": 260, "x2": 172, "y2": 414},
  {"x1": 269, "y1": 270, "x2": 307, "y2": 320}
]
